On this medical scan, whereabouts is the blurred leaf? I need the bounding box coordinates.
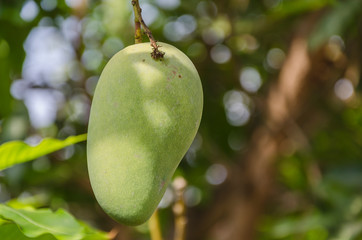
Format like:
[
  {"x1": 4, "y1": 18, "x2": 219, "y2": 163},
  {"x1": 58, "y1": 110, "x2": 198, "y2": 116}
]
[
  {"x1": 309, "y1": 0, "x2": 362, "y2": 49},
  {"x1": 278, "y1": 155, "x2": 306, "y2": 190},
  {"x1": 6, "y1": 194, "x2": 49, "y2": 210},
  {"x1": 0, "y1": 134, "x2": 87, "y2": 171},
  {"x1": 0, "y1": 38, "x2": 11, "y2": 119},
  {"x1": 268, "y1": 214, "x2": 328, "y2": 238},
  {"x1": 101, "y1": 0, "x2": 132, "y2": 36},
  {"x1": 269, "y1": 0, "x2": 334, "y2": 20},
  {"x1": 336, "y1": 221, "x2": 362, "y2": 240},
  {"x1": 78, "y1": 222, "x2": 110, "y2": 240},
  {"x1": 0, "y1": 204, "x2": 109, "y2": 240},
  {"x1": 0, "y1": 223, "x2": 56, "y2": 240},
  {"x1": 0, "y1": 3, "x2": 24, "y2": 26}
]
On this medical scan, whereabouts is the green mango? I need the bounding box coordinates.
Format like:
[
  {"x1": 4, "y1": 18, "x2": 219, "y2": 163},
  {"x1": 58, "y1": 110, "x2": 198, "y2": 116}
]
[{"x1": 87, "y1": 42, "x2": 203, "y2": 225}]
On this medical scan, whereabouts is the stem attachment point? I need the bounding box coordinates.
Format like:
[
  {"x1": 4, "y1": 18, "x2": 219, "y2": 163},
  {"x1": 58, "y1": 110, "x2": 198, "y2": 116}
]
[{"x1": 131, "y1": 0, "x2": 165, "y2": 60}]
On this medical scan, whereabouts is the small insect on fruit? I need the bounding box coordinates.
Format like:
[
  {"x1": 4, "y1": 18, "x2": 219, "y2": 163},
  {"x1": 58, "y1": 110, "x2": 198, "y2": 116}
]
[{"x1": 87, "y1": 42, "x2": 203, "y2": 225}]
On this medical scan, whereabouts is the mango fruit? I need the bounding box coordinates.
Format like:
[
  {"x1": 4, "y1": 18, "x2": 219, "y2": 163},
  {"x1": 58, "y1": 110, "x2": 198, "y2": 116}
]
[{"x1": 87, "y1": 42, "x2": 203, "y2": 225}]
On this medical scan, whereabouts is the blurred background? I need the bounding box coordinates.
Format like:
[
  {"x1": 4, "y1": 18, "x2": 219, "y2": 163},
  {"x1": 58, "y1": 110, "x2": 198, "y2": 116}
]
[{"x1": 1, "y1": 0, "x2": 362, "y2": 239}]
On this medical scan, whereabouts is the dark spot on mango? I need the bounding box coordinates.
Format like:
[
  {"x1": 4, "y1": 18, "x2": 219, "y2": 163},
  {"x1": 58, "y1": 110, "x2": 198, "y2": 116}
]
[{"x1": 178, "y1": 75, "x2": 182, "y2": 78}]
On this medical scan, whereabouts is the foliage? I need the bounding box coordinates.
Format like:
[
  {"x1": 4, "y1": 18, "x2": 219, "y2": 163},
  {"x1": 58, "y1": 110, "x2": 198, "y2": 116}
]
[
  {"x1": 0, "y1": 134, "x2": 87, "y2": 171},
  {"x1": 0, "y1": 204, "x2": 108, "y2": 240}
]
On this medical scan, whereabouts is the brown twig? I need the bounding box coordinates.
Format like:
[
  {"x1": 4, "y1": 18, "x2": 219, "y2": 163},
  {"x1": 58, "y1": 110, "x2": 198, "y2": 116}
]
[
  {"x1": 131, "y1": 0, "x2": 165, "y2": 60},
  {"x1": 132, "y1": 0, "x2": 142, "y2": 44},
  {"x1": 172, "y1": 177, "x2": 187, "y2": 240},
  {"x1": 107, "y1": 227, "x2": 119, "y2": 239},
  {"x1": 149, "y1": 209, "x2": 163, "y2": 240}
]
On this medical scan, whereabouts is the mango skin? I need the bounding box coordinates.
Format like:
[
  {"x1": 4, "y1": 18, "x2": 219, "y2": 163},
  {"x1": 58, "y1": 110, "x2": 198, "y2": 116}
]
[{"x1": 87, "y1": 42, "x2": 203, "y2": 225}]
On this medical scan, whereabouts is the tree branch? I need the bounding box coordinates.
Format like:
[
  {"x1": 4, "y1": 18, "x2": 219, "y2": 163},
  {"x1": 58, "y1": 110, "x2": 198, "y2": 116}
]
[
  {"x1": 187, "y1": 13, "x2": 322, "y2": 240},
  {"x1": 212, "y1": 14, "x2": 318, "y2": 240}
]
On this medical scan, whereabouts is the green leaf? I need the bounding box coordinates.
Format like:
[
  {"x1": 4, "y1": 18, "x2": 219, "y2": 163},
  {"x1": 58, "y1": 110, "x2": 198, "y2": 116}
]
[
  {"x1": 0, "y1": 134, "x2": 87, "y2": 171},
  {"x1": 78, "y1": 222, "x2": 110, "y2": 240},
  {"x1": 309, "y1": 0, "x2": 362, "y2": 49},
  {"x1": 0, "y1": 204, "x2": 83, "y2": 240},
  {"x1": 0, "y1": 223, "x2": 56, "y2": 240},
  {"x1": 0, "y1": 204, "x2": 109, "y2": 240},
  {"x1": 267, "y1": 213, "x2": 328, "y2": 238},
  {"x1": 269, "y1": 0, "x2": 334, "y2": 20}
]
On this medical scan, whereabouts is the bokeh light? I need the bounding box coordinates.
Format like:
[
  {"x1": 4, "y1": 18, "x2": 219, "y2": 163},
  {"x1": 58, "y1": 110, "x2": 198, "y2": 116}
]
[
  {"x1": 334, "y1": 78, "x2": 354, "y2": 101},
  {"x1": 155, "y1": 0, "x2": 180, "y2": 10},
  {"x1": 23, "y1": 89, "x2": 64, "y2": 129},
  {"x1": 210, "y1": 44, "x2": 231, "y2": 64},
  {"x1": 22, "y1": 26, "x2": 75, "y2": 86},
  {"x1": 20, "y1": 0, "x2": 39, "y2": 22},
  {"x1": 206, "y1": 164, "x2": 228, "y2": 185},
  {"x1": 158, "y1": 187, "x2": 174, "y2": 208},
  {"x1": 239, "y1": 67, "x2": 262, "y2": 93},
  {"x1": 163, "y1": 15, "x2": 197, "y2": 42},
  {"x1": 140, "y1": 3, "x2": 159, "y2": 26},
  {"x1": 40, "y1": 0, "x2": 57, "y2": 11},
  {"x1": 266, "y1": 48, "x2": 286, "y2": 70},
  {"x1": 184, "y1": 186, "x2": 202, "y2": 207},
  {"x1": 102, "y1": 37, "x2": 124, "y2": 58},
  {"x1": 223, "y1": 90, "x2": 251, "y2": 126},
  {"x1": 81, "y1": 49, "x2": 103, "y2": 71}
]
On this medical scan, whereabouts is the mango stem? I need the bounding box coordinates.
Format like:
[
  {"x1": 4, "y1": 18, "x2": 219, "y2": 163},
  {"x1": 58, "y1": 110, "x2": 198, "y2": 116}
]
[
  {"x1": 131, "y1": 0, "x2": 164, "y2": 60},
  {"x1": 131, "y1": 0, "x2": 142, "y2": 44},
  {"x1": 148, "y1": 209, "x2": 163, "y2": 240}
]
